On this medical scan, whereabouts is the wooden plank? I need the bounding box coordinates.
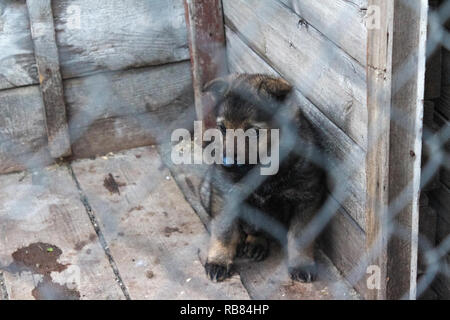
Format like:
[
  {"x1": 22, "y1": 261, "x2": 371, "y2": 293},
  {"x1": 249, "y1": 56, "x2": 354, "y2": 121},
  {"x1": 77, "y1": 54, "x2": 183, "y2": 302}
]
[
  {"x1": 0, "y1": 85, "x2": 53, "y2": 174},
  {"x1": 70, "y1": 111, "x2": 192, "y2": 159},
  {"x1": 183, "y1": 0, "x2": 228, "y2": 128},
  {"x1": 71, "y1": 146, "x2": 250, "y2": 299},
  {"x1": 65, "y1": 61, "x2": 193, "y2": 127},
  {"x1": 320, "y1": 202, "x2": 367, "y2": 296},
  {"x1": 364, "y1": 0, "x2": 394, "y2": 300},
  {"x1": 0, "y1": 0, "x2": 39, "y2": 91},
  {"x1": 236, "y1": 248, "x2": 360, "y2": 300},
  {"x1": 225, "y1": 26, "x2": 367, "y2": 230},
  {"x1": 386, "y1": 0, "x2": 428, "y2": 300},
  {"x1": 223, "y1": 0, "x2": 368, "y2": 149},
  {"x1": 278, "y1": 0, "x2": 367, "y2": 65},
  {"x1": 0, "y1": 166, "x2": 125, "y2": 299},
  {"x1": 65, "y1": 62, "x2": 195, "y2": 159},
  {"x1": 224, "y1": 26, "x2": 368, "y2": 297},
  {"x1": 26, "y1": 0, "x2": 71, "y2": 158},
  {"x1": 51, "y1": 0, "x2": 189, "y2": 79}
]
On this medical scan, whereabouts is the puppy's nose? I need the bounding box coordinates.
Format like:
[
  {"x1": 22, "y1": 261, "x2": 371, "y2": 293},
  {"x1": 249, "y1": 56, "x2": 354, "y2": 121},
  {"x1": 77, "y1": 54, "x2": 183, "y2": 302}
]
[
  {"x1": 223, "y1": 156, "x2": 235, "y2": 167},
  {"x1": 222, "y1": 156, "x2": 244, "y2": 167}
]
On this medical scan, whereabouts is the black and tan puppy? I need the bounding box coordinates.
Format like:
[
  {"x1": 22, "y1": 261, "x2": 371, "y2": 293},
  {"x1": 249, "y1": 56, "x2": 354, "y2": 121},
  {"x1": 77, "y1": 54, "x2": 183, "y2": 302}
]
[{"x1": 201, "y1": 74, "x2": 326, "y2": 283}]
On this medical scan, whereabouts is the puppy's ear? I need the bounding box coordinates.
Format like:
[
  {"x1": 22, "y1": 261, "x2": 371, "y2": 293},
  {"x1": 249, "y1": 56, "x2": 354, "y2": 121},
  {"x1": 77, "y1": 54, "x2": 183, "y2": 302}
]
[
  {"x1": 203, "y1": 77, "x2": 231, "y2": 99},
  {"x1": 258, "y1": 77, "x2": 293, "y2": 101}
]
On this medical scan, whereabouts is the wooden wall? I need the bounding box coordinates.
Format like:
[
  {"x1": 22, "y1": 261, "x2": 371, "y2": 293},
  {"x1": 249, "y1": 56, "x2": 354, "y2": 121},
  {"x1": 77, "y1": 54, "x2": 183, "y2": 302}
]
[
  {"x1": 0, "y1": 0, "x2": 195, "y2": 174},
  {"x1": 223, "y1": 0, "x2": 369, "y2": 295},
  {"x1": 223, "y1": 0, "x2": 427, "y2": 299}
]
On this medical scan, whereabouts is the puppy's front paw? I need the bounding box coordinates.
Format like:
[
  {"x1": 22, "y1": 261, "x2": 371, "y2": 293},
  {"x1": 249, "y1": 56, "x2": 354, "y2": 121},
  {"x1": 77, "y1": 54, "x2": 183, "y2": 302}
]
[
  {"x1": 205, "y1": 261, "x2": 231, "y2": 282},
  {"x1": 288, "y1": 264, "x2": 318, "y2": 283}
]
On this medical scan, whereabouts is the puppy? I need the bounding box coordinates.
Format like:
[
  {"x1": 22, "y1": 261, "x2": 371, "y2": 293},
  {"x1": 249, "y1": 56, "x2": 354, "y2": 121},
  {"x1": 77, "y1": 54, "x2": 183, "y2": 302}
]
[{"x1": 202, "y1": 74, "x2": 326, "y2": 283}]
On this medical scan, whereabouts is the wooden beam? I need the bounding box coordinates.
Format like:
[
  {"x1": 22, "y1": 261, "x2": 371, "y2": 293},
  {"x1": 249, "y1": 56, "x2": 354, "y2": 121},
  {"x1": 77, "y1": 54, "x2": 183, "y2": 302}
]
[
  {"x1": 184, "y1": 0, "x2": 228, "y2": 129},
  {"x1": 387, "y1": 0, "x2": 428, "y2": 300},
  {"x1": 366, "y1": 0, "x2": 428, "y2": 300},
  {"x1": 26, "y1": 0, "x2": 71, "y2": 158},
  {"x1": 365, "y1": 0, "x2": 395, "y2": 300}
]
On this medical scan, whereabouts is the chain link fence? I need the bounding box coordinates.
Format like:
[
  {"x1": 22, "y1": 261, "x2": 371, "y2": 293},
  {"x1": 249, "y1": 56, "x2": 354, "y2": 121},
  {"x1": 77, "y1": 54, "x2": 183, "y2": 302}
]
[{"x1": 0, "y1": 0, "x2": 449, "y2": 300}]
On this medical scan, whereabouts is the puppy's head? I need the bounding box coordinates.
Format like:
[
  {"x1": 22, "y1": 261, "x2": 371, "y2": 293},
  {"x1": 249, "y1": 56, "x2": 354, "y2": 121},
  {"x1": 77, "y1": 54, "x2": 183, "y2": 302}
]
[{"x1": 203, "y1": 74, "x2": 292, "y2": 167}]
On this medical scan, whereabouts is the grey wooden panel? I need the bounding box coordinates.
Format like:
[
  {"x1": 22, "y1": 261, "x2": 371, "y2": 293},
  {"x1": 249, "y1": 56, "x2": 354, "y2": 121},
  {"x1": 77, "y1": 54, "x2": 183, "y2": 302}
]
[
  {"x1": 71, "y1": 146, "x2": 250, "y2": 299},
  {"x1": 223, "y1": 0, "x2": 368, "y2": 150},
  {"x1": 386, "y1": 0, "x2": 428, "y2": 300},
  {"x1": 66, "y1": 61, "x2": 195, "y2": 159},
  {"x1": 27, "y1": 0, "x2": 71, "y2": 158},
  {"x1": 0, "y1": 166, "x2": 125, "y2": 299},
  {"x1": 226, "y1": 26, "x2": 367, "y2": 229},
  {"x1": 65, "y1": 61, "x2": 193, "y2": 127},
  {"x1": 52, "y1": 0, "x2": 189, "y2": 79},
  {"x1": 0, "y1": 85, "x2": 52, "y2": 174},
  {"x1": 0, "y1": 0, "x2": 38, "y2": 90},
  {"x1": 278, "y1": 0, "x2": 367, "y2": 65}
]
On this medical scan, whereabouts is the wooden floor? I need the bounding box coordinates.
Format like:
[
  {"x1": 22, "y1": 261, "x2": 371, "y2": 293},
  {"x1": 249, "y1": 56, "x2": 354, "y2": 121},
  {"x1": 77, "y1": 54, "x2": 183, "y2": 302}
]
[{"x1": 0, "y1": 146, "x2": 358, "y2": 300}]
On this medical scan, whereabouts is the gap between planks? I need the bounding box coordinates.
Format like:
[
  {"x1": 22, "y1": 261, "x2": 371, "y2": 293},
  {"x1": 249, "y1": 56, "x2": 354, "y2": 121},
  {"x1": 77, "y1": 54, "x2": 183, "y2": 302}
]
[{"x1": 67, "y1": 164, "x2": 131, "y2": 300}]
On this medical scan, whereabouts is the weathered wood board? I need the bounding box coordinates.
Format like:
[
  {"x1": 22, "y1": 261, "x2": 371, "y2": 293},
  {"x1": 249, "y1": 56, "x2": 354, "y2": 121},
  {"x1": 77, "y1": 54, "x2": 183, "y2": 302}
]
[
  {"x1": 51, "y1": 0, "x2": 189, "y2": 79},
  {"x1": 0, "y1": 0, "x2": 38, "y2": 91},
  {"x1": 235, "y1": 246, "x2": 359, "y2": 300},
  {"x1": 278, "y1": 0, "x2": 367, "y2": 65},
  {"x1": 223, "y1": 0, "x2": 368, "y2": 150},
  {"x1": 225, "y1": 26, "x2": 367, "y2": 230},
  {"x1": 386, "y1": 0, "x2": 428, "y2": 300},
  {"x1": 0, "y1": 85, "x2": 53, "y2": 174},
  {"x1": 71, "y1": 146, "x2": 250, "y2": 299},
  {"x1": 66, "y1": 61, "x2": 195, "y2": 159},
  {"x1": 27, "y1": 0, "x2": 72, "y2": 158},
  {"x1": 0, "y1": 61, "x2": 195, "y2": 172},
  {"x1": 66, "y1": 61, "x2": 193, "y2": 128},
  {"x1": 184, "y1": 0, "x2": 228, "y2": 128},
  {"x1": 0, "y1": 165, "x2": 124, "y2": 299}
]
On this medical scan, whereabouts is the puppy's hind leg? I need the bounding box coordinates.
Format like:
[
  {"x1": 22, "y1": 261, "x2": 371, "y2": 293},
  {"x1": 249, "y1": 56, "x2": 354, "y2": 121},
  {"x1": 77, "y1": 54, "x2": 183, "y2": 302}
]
[{"x1": 287, "y1": 206, "x2": 319, "y2": 283}]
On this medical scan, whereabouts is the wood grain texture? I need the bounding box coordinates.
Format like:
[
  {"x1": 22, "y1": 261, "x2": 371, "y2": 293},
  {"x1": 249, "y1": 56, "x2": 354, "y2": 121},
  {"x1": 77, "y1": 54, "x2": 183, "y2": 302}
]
[
  {"x1": 0, "y1": 166, "x2": 125, "y2": 299},
  {"x1": 386, "y1": 0, "x2": 428, "y2": 300},
  {"x1": 365, "y1": 0, "x2": 394, "y2": 300},
  {"x1": 278, "y1": 0, "x2": 367, "y2": 65},
  {"x1": 66, "y1": 62, "x2": 195, "y2": 159},
  {"x1": 71, "y1": 146, "x2": 250, "y2": 299},
  {"x1": 184, "y1": 0, "x2": 228, "y2": 128},
  {"x1": 27, "y1": 0, "x2": 71, "y2": 158},
  {"x1": 65, "y1": 61, "x2": 193, "y2": 127},
  {"x1": 225, "y1": 27, "x2": 367, "y2": 230},
  {"x1": 225, "y1": 26, "x2": 368, "y2": 297},
  {"x1": 0, "y1": 0, "x2": 38, "y2": 90},
  {"x1": 236, "y1": 247, "x2": 360, "y2": 300},
  {"x1": 223, "y1": 0, "x2": 368, "y2": 150},
  {"x1": 0, "y1": 85, "x2": 53, "y2": 174},
  {"x1": 51, "y1": 0, "x2": 189, "y2": 79},
  {"x1": 319, "y1": 201, "x2": 367, "y2": 297}
]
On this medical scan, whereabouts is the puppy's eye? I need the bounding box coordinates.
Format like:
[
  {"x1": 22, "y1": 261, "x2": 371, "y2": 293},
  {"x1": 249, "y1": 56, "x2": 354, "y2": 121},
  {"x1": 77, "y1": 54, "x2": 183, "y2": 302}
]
[{"x1": 218, "y1": 123, "x2": 226, "y2": 134}]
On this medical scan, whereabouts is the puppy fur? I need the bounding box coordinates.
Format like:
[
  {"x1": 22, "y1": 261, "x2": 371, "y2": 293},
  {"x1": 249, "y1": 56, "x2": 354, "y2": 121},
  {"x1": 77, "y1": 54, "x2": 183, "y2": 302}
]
[{"x1": 201, "y1": 74, "x2": 326, "y2": 283}]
